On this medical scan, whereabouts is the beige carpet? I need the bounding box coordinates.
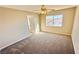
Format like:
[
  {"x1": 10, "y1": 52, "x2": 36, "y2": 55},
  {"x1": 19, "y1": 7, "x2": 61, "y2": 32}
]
[{"x1": 0, "y1": 32, "x2": 74, "y2": 54}]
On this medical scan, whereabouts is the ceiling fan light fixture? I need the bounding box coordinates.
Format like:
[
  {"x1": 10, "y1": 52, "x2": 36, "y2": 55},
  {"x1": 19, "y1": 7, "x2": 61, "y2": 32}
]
[
  {"x1": 41, "y1": 5, "x2": 47, "y2": 14},
  {"x1": 40, "y1": 5, "x2": 47, "y2": 15},
  {"x1": 41, "y1": 10, "x2": 47, "y2": 15}
]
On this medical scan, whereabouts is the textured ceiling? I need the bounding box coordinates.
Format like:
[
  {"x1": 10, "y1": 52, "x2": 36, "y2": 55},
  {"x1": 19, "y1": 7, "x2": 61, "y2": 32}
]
[{"x1": 0, "y1": 5, "x2": 76, "y2": 14}]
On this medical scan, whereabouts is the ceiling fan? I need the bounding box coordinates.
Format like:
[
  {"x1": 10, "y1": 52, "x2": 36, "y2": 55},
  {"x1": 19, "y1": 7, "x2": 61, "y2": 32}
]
[{"x1": 33, "y1": 5, "x2": 56, "y2": 15}]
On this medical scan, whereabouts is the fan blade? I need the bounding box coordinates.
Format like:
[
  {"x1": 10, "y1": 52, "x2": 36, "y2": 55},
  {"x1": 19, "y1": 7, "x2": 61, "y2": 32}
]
[
  {"x1": 32, "y1": 10, "x2": 40, "y2": 11},
  {"x1": 46, "y1": 9, "x2": 57, "y2": 14},
  {"x1": 47, "y1": 9, "x2": 56, "y2": 11}
]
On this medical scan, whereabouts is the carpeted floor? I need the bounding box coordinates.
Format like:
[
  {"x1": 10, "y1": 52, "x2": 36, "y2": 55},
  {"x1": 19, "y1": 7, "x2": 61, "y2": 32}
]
[{"x1": 0, "y1": 32, "x2": 74, "y2": 54}]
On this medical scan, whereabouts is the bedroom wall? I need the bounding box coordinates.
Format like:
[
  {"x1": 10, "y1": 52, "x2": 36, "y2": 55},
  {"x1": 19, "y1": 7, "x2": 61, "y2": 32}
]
[
  {"x1": 40, "y1": 7, "x2": 76, "y2": 35},
  {"x1": 0, "y1": 7, "x2": 39, "y2": 50},
  {"x1": 72, "y1": 6, "x2": 79, "y2": 54}
]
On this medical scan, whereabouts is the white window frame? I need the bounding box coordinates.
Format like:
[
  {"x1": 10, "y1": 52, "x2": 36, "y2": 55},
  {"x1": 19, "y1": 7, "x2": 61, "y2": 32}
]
[{"x1": 46, "y1": 14, "x2": 63, "y2": 27}]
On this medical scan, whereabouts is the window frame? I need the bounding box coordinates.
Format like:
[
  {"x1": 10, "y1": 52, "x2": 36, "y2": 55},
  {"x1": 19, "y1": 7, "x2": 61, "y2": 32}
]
[{"x1": 45, "y1": 14, "x2": 64, "y2": 27}]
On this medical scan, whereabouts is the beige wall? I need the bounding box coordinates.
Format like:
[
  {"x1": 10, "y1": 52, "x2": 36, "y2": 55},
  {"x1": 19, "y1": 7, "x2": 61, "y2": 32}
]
[
  {"x1": 72, "y1": 6, "x2": 79, "y2": 54},
  {"x1": 0, "y1": 7, "x2": 39, "y2": 50},
  {"x1": 40, "y1": 7, "x2": 76, "y2": 35}
]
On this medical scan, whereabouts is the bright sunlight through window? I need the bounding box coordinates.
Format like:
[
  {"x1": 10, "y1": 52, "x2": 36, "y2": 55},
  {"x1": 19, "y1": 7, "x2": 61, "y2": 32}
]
[{"x1": 46, "y1": 14, "x2": 63, "y2": 27}]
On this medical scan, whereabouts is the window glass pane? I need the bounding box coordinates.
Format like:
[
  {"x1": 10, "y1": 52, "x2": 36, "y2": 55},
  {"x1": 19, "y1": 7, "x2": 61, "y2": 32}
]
[
  {"x1": 46, "y1": 14, "x2": 63, "y2": 27},
  {"x1": 53, "y1": 15, "x2": 63, "y2": 26},
  {"x1": 46, "y1": 16, "x2": 54, "y2": 26}
]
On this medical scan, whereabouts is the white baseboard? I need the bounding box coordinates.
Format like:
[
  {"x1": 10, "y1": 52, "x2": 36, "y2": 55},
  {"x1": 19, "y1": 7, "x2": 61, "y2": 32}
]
[{"x1": 0, "y1": 33, "x2": 32, "y2": 51}]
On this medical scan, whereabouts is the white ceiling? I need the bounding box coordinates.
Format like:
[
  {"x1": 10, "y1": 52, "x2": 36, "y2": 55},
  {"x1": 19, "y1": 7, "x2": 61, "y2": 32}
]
[{"x1": 0, "y1": 5, "x2": 76, "y2": 14}]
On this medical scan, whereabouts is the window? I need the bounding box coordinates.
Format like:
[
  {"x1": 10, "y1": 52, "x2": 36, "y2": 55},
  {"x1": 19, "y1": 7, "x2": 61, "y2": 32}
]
[{"x1": 46, "y1": 14, "x2": 63, "y2": 27}]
